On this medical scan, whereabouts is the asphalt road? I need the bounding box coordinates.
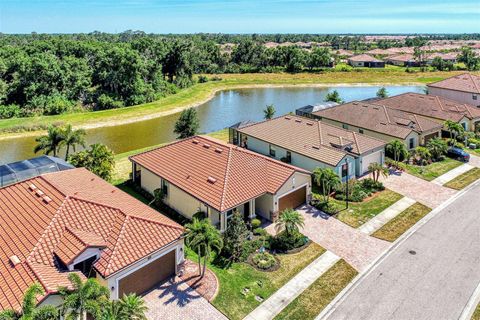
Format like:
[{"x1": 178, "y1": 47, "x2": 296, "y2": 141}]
[{"x1": 322, "y1": 180, "x2": 480, "y2": 320}]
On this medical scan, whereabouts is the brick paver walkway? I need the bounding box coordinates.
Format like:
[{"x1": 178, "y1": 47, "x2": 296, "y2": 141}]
[{"x1": 179, "y1": 260, "x2": 219, "y2": 301}]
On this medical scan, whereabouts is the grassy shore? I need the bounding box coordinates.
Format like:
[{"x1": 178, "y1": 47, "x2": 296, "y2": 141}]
[{"x1": 0, "y1": 70, "x2": 468, "y2": 136}]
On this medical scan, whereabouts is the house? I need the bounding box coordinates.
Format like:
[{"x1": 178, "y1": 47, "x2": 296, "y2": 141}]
[
  {"x1": 386, "y1": 54, "x2": 420, "y2": 67},
  {"x1": 377, "y1": 92, "x2": 480, "y2": 132},
  {"x1": 295, "y1": 102, "x2": 339, "y2": 118},
  {"x1": 129, "y1": 136, "x2": 312, "y2": 228},
  {"x1": 425, "y1": 52, "x2": 458, "y2": 64},
  {"x1": 231, "y1": 115, "x2": 386, "y2": 180},
  {"x1": 348, "y1": 54, "x2": 385, "y2": 68},
  {"x1": 427, "y1": 73, "x2": 480, "y2": 107},
  {"x1": 0, "y1": 168, "x2": 184, "y2": 312},
  {"x1": 311, "y1": 101, "x2": 443, "y2": 149}
]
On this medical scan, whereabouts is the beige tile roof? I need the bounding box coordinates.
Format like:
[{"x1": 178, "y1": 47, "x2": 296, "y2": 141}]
[
  {"x1": 0, "y1": 168, "x2": 183, "y2": 311},
  {"x1": 428, "y1": 73, "x2": 480, "y2": 94},
  {"x1": 377, "y1": 92, "x2": 480, "y2": 122},
  {"x1": 313, "y1": 101, "x2": 443, "y2": 139},
  {"x1": 348, "y1": 54, "x2": 383, "y2": 63},
  {"x1": 236, "y1": 115, "x2": 386, "y2": 166},
  {"x1": 387, "y1": 53, "x2": 416, "y2": 63},
  {"x1": 130, "y1": 136, "x2": 310, "y2": 213}
]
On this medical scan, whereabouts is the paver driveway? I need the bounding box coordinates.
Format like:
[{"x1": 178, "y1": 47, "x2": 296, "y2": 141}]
[
  {"x1": 379, "y1": 171, "x2": 456, "y2": 208},
  {"x1": 144, "y1": 278, "x2": 227, "y2": 320}
]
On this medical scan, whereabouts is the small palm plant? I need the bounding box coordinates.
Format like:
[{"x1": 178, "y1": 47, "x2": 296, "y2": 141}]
[
  {"x1": 386, "y1": 140, "x2": 408, "y2": 166},
  {"x1": 368, "y1": 162, "x2": 388, "y2": 182},
  {"x1": 444, "y1": 120, "x2": 464, "y2": 145},
  {"x1": 313, "y1": 167, "x2": 341, "y2": 203},
  {"x1": 263, "y1": 104, "x2": 276, "y2": 120},
  {"x1": 275, "y1": 208, "x2": 304, "y2": 237}
]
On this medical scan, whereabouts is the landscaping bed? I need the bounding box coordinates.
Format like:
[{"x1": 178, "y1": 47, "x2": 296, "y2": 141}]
[
  {"x1": 372, "y1": 202, "x2": 431, "y2": 242},
  {"x1": 274, "y1": 259, "x2": 358, "y2": 320},
  {"x1": 444, "y1": 168, "x2": 480, "y2": 190}
]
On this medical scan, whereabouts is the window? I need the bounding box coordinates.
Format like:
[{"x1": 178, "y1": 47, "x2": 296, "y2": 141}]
[
  {"x1": 342, "y1": 124, "x2": 349, "y2": 130},
  {"x1": 73, "y1": 255, "x2": 97, "y2": 278},
  {"x1": 409, "y1": 138, "x2": 415, "y2": 149},
  {"x1": 286, "y1": 151, "x2": 292, "y2": 163},
  {"x1": 269, "y1": 144, "x2": 276, "y2": 157},
  {"x1": 473, "y1": 95, "x2": 477, "y2": 101},
  {"x1": 462, "y1": 122, "x2": 467, "y2": 130},
  {"x1": 359, "y1": 129, "x2": 364, "y2": 134},
  {"x1": 162, "y1": 179, "x2": 169, "y2": 196},
  {"x1": 341, "y1": 163, "x2": 348, "y2": 178}
]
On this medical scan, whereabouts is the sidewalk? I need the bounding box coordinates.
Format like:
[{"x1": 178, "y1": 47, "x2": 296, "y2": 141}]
[{"x1": 431, "y1": 163, "x2": 473, "y2": 185}]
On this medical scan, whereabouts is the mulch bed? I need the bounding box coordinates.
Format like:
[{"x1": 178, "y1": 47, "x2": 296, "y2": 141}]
[
  {"x1": 178, "y1": 259, "x2": 219, "y2": 302},
  {"x1": 247, "y1": 253, "x2": 281, "y2": 272}
]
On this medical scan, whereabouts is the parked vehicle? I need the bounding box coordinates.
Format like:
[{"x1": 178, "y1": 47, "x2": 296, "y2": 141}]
[{"x1": 447, "y1": 147, "x2": 470, "y2": 162}]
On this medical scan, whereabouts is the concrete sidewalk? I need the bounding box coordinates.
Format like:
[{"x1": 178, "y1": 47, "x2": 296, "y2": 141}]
[
  {"x1": 431, "y1": 163, "x2": 472, "y2": 185},
  {"x1": 244, "y1": 251, "x2": 340, "y2": 320},
  {"x1": 358, "y1": 196, "x2": 416, "y2": 235}
]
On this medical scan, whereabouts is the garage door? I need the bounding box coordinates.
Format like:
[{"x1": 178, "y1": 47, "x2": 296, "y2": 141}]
[
  {"x1": 119, "y1": 250, "x2": 176, "y2": 296},
  {"x1": 278, "y1": 186, "x2": 306, "y2": 213},
  {"x1": 361, "y1": 151, "x2": 382, "y2": 175}
]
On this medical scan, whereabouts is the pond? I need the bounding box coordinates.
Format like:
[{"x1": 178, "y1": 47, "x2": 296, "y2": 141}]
[{"x1": 0, "y1": 85, "x2": 424, "y2": 163}]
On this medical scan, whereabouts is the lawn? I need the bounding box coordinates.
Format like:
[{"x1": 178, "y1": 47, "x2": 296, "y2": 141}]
[
  {"x1": 444, "y1": 168, "x2": 480, "y2": 190},
  {"x1": 372, "y1": 202, "x2": 431, "y2": 242},
  {"x1": 0, "y1": 70, "x2": 466, "y2": 135},
  {"x1": 274, "y1": 259, "x2": 357, "y2": 320},
  {"x1": 472, "y1": 303, "x2": 480, "y2": 320},
  {"x1": 396, "y1": 157, "x2": 463, "y2": 181},
  {"x1": 321, "y1": 189, "x2": 403, "y2": 228},
  {"x1": 186, "y1": 244, "x2": 326, "y2": 320}
]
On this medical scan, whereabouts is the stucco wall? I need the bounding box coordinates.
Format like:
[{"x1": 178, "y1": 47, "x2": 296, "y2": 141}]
[
  {"x1": 273, "y1": 172, "x2": 312, "y2": 212},
  {"x1": 255, "y1": 193, "x2": 274, "y2": 219},
  {"x1": 428, "y1": 87, "x2": 480, "y2": 107}
]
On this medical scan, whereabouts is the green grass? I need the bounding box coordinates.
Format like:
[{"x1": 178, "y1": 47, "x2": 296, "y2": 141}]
[
  {"x1": 472, "y1": 303, "x2": 480, "y2": 320},
  {"x1": 371, "y1": 202, "x2": 432, "y2": 242},
  {"x1": 274, "y1": 259, "x2": 357, "y2": 320},
  {"x1": 444, "y1": 168, "x2": 480, "y2": 190},
  {"x1": 397, "y1": 157, "x2": 463, "y2": 181},
  {"x1": 0, "y1": 70, "x2": 468, "y2": 136},
  {"x1": 186, "y1": 243, "x2": 326, "y2": 320},
  {"x1": 316, "y1": 189, "x2": 403, "y2": 228}
]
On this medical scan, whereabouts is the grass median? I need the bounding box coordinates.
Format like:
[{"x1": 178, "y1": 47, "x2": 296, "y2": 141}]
[{"x1": 444, "y1": 167, "x2": 480, "y2": 190}]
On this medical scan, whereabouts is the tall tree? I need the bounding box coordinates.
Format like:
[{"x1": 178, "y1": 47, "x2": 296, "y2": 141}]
[
  {"x1": 62, "y1": 124, "x2": 86, "y2": 160},
  {"x1": 174, "y1": 107, "x2": 200, "y2": 139},
  {"x1": 312, "y1": 167, "x2": 341, "y2": 203},
  {"x1": 458, "y1": 47, "x2": 480, "y2": 71},
  {"x1": 275, "y1": 208, "x2": 304, "y2": 237},
  {"x1": 68, "y1": 143, "x2": 115, "y2": 181},
  {"x1": 34, "y1": 125, "x2": 65, "y2": 157},
  {"x1": 324, "y1": 90, "x2": 343, "y2": 104},
  {"x1": 426, "y1": 137, "x2": 448, "y2": 161},
  {"x1": 222, "y1": 210, "x2": 249, "y2": 262},
  {"x1": 263, "y1": 104, "x2": 276, "y2": 120},
  {"x1": 376, "y1": 87, "x2": 389, "y2": 98}
]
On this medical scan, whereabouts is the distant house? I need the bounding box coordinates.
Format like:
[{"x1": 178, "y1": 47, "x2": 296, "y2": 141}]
[
  {"x1": 295, "y1": 102, "x2": 339, "y2": 118},
  {"x1": 311, "y1": 101, "x2": 443, "y2": 149},
  {"x1": 377, "y1": 92, "x2": 480, "y2": 132},
  {"x1": 348, "y1": 54, "x2": 385, "y2": 68},
  {"x1": 0, "y1": 168, "x2": 184, "y2": 311},
  {"x1": 334, "y1": 49, "x2": 354, "y2": 58},
  {"x1": 386, "y1": 54, "x2": 420, "y2": 67},
  {"x1": 130, "y1": 136, "x2": 312, "y2": 227},
  {"x1": 231, "y1": 115, "x2": 386, "y2": 180},
  {"x1": 427, "y1": 73, "x2": 480, "y2": 107},
  {"x1": 425, "y1": 52, "x2": 458, "y2": 64}
]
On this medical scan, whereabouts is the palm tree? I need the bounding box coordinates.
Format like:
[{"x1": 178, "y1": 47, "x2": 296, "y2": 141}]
[
  {"x1": 263, "y1": 104, "x2": 276, "y2": 120},
  {"x1": 0, "y1": 283, "x2": 58, "y2": 320},
  {"x1": 386, "y1": 140, "x2": 408, "y2": 166},
  {"x1": 313, "y1": 167, "x2": 341, "y2": 203},
  {"x1": 444, "y1": 120, "x2": 464, "y2": 144},
  {"x1": 368, "y1": 162, "x2": 388, "y2": 182},
  {"x1": 185, "y1": 218, "x2": 223, "y2": 277},
  {"x1": 58, "y1": 273, "x2": 110, "y2": 320},
  {"x1": 62, "y1": 124, "x2": 86, "y2": 160},
  {"x1": 34, "y1": 125, "x2": 65, "y2": 157},
  {"x1": 426, "y1": 138, "x2": 448, "y2": 161},
  {"x1": 275, "y1": 208, "x2": 304, "y2": 237},
  {"x1": 118, "y1": 294, "x2": 148, "y2": 320}
]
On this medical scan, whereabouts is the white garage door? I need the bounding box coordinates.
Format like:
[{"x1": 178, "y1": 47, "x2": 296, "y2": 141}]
[{"x1": 361, "y1": 151, "x2": 382, "y2": 175}]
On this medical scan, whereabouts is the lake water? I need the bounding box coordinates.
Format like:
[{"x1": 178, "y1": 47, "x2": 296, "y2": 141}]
[{"x1": 0, "y1": 85, "x2": 424, "y2": 163}]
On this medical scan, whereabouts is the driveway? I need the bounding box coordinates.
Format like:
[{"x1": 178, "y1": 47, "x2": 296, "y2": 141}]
[
  {"x1": 379, "y1": 171, "x2": 456, "y2": 208},
  {"x1": 144, "y1": 278, "x2": 227, "y2": 320}
]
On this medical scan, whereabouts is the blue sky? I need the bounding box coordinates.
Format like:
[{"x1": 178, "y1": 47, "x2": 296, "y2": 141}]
[{"x1": 1, "y1": 0, "x2": 479, "y2": 34}]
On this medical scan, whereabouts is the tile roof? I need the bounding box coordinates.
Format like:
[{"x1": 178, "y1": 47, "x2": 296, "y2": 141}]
[
  {"x1": 54, "y1": 228, "x2": 107, "y2": 266},
  {"x1": 130, "y1": 136, "x2": 310, "y2": 213},
  {"x1": 0, "y1": 168, "x2": 183, "y2": 311},
  {"x1": 236, "y1": 115, "x2": 386, "y2": 166},
  {"x1": 348, "y1": 54, "x2": 383, "y2": 63},
  {"x1": 313, "y1": 101, "x2": 443, "y2": 139},
  {"x1": 428, "y1": 73, "x2": 480, "y2": 94},
  {"x1": 377, "y1": 92, "x2": 480, "y2": 122},
  {"x1": 387, "y1": 53, "x2": 416, "y2": 63}
]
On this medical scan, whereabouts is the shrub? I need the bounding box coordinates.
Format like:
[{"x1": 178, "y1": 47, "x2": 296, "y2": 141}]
[
  {"x1": 197, "y1": 75, "x2": 208, "y2": 83},
  {"x1": 252, "y1": 252, "x2": 277, "y2": 270},
  {"x1": 240, "y1": 239, "x2": 263, "y2": 261},
  {"x1": 251, "y1": 218, "x2": 261, "y2": 229},
  {"x1": 253, "y1": 227, "x2": 267, "y2": 236},
  {"x1": 271, "y1": 231, "x2": 307, "y2": 252},
  {"x1": 96, "y1": 94, "x2": 124, "y2": 110},
  {"x1": 361, "y1": 178, "x2": 385, "y2": 192},
  {"x1": 192, "y1": 211, "x2": 207, "y2": 220},
  {"x1": 0, "y1": 104, "x2": 22, "y2": 119},
  {"x1": 311, "y1": 199, "x2": 337, "y2": 215}
]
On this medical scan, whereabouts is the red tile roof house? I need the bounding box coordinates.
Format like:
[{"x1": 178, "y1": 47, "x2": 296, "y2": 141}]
[
  {"x1": 0, "y1": 168, "x2": 184, "y2": 311},
  {"x1": 427, "y1": 73, "x2": 480, "y2": 107},
  {"x1": 129, "y1": 136, "x2": 312, "y2": 229},
  {"x1": 311, "y1": 101, "x2": 443, "y2": 150},
  {"x1": 377, "y1": 92, "x2": 480, "y2": 132},
  {"x1": 347, "y1": 54, "x2": 385, "y2": 68},
  {"x1": 386, "y1": 54, "x2": 420, "y2": 67},
  {"x1": 230, "y1": 115, "x2": 386, "y2": 181}
]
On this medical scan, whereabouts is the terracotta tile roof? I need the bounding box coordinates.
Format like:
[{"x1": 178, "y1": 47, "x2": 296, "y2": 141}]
[
  {"x1": 54, "y1": 227, "x2": 106, "y2": 266},
  {"x1": 387, "y1": 53, "x2": 416, "y2": 63},
  {"x1": 313, "y1": 101, "x2": 443, "y2": 139},
  {"x1": 130, "y1": 136, "x2": 310, "y2": 213},
  {"x1": 348, "y1": 54, "x2": 383, "y2": 63},
  {"x1": 428, "y1": 73, "x2": 480, "y2": 94},
  {"x1": 377, "y1": 92, "x2": 480, "y2": 122},
  {"x1": 0, "y1": 168, "x2": 183, "y2": 311},
  {"x1": 236, "y1": 115, "x2": 386, "y2": 166}
]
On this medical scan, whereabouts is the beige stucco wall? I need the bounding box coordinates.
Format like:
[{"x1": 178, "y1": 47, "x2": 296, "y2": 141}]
[
  {"x1": 273, "y1": 172, "x2": 312, "y2": 212},
  {"x1": 428, "y1": 87, "x2": 480, "y2": 107},
  {"x1": 255, "y1": 193, "x2": 274, "y2": 220}
]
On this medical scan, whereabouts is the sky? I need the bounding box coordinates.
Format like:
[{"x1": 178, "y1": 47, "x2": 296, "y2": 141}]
[{"x1": 0, "y1": 0, "x2": 479, "y2": 34}]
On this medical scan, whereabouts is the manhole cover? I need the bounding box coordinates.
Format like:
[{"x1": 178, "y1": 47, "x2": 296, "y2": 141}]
[{"x1": 409, "y1": 250, "x2": 417, "y2": 255}]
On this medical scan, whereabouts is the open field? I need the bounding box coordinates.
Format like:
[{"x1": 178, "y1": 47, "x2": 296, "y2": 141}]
[{"x1": 0, "y1": 70, "x2": 468, "y2": 137}]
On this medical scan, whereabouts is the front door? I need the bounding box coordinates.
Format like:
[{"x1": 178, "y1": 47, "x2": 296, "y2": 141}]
[{"x1": 243, "y1": 202, "x2": 250, "y2": 220}]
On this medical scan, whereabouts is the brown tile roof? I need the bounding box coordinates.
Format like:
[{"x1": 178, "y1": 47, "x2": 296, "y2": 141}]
[
  {"x1": 313, "y1": 101, "x2": 443, "y2": 139},
  {"x1": 0, "y1": 168, "x2": 183, "y2": 311},
  {"x1": 54, "y1": 228, "x2": 107, "y2": 266},
  {"x1": 387, "y1": 53, "x2": 416, "y2": 63},
  {"x1": 348, "y1": 54, "x2": 383, "y2": 63},
  {"x1": 236, "y1": 115, "x2": 386, "y2": 166},
  {"x1": 130, "y1": 136, "x2": 310, "y2": 213},
  {"x1": 428, "y1": 73, "x2": 480, "y2": 94},
  {"x1": 377, "y1": 92, "x2": 480, "y2": 122}
]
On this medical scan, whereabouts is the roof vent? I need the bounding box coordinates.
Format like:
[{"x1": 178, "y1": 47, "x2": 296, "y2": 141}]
[
  {"x1": 306, "y1": 122, "x2": 314, "y2": 126},
  {"x1": 9, "y1": 255, "x2": 20, "y2": 266},
  {"x1": 285, "y1": 116, "x2": 291, "y2": 120},
  {"x1": 192, "y1": 139, "x2": 199, "y2": 144},
  {"x1": 380, "y1": 122, "x2": 387, "y2": 125},
  {"x1": 203, "y1": 143, "x2": 211, "y2": 149},
  {"x1": 42, "y1": 196, "x2": 52, "y2": 204},
  {"x1": 215, "y1": 148, "x2": 223, "y2": 154},
  {"x1": 29, "y1": 184, "x2": 37, "y2": 191},
  {"x1": 295, "y1": 119, "x2": 302, "y2": 123},
  {"x1": 312, "y1": 146, "x2": 320, "y2": 150},
  {"x1": 352, "y1": 102, "x2": 358, "y2": 105},
  {"x1": 207, "y1": 176, "x2": 217, "y2": 184},
  {"x1": 35, "y1": 189, "x2": 45, "y2": 197}
]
